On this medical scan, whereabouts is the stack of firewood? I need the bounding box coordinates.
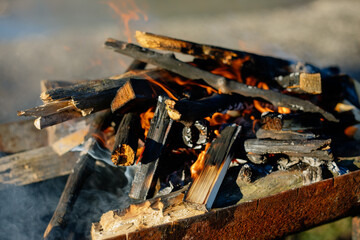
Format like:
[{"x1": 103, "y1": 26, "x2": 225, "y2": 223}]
[{"x1": 15, "y1": 31, "x2": 360, "y2": 239}]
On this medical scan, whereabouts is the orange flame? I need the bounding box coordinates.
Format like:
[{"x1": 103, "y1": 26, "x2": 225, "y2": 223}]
[
  {"x1": 205, "y1": 112, "x2": 231, "y2": 126},
  {"x1": 140, "y1": 108, "x2": 154, "y2": 138},
  {"x1": 210, "y1": 57, "x2": 250, "y2": 83},
  {"x1": 253, "y1": 82, "x2": 274, "y2": 113},
  {"x1": 142, "y1": 74, "x2": 179, "y2": 101},
  {"x1": 105, "y1": 0, "x2": 148, "y2": 42},
  {"x1": 344, "y1": 125, "x2": 358, "y2": 138},
  {"x1": 190, "y1": 143, "x2": 211, "y2": 179},
  {"x1": 172, "y1": 76, "x2": 217, "y2": 95}
]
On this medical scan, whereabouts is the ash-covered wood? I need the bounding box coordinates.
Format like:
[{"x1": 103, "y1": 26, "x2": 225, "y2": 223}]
[
  {"x1": 275, "y1": 72, "x2": 322, "y2": 94},
  {"x1": 182, "y1": 120, "x2": 209, "y2": 149},
  {"x1": 185, "y1": 125, "x2": 241, "y2": 210},
  {"x1": 105, "y1": 38, "x2": 338, "y2": 122},
  {"x1": 165, "y1": 94, "x2": 242, "y2": 125},
  {"x1": 111, "y1": 112, "x2": 142, "y2": 166},
  {"x1": 129, "y1": 96, "x2": 173, "y2": 200}
]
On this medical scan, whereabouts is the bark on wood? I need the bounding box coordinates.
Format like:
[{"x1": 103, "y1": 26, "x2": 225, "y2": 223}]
[
  {"x1": 275, "y1": 72, "x2": 322, "y2": 94},
  {"x1": 260, "y1": 112, "x2": 323, "y2": 131},
  {"x1": 0, "y1": 146, "x2": 79, "y2": 190},
  {"x1": 17, "y1": 100, "x2": 78, "y2": 117},
  {"x1": 104, "y1": 38, "x2": 337, "y2": 122},
  {"x1": 129, "y1": 96, "x2": 173, "y2": 200},
  {"x1": 185, "y1": 125, "x2": 241, "y2": 210},
  {"x1": 111, "y1": 78, "x2": 165, "y2": 114},
  {"x1": 0, "y1": 119, "x2": 48, "y2": 153},
  {"x1": 165, "y1": 94, "x2": 243, "y2": 125},
  {"x1": 111, "y1": 112, "x2": 142, "y2": 166}
]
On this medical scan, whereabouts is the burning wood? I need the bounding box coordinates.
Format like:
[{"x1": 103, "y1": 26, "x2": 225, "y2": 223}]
[
  {"x1": 9, "y1": 31, "x2": 360, "y2": 238},
  {"x1": 129, "y1": 96, "x2": 173, "y2": 200},
  {"x1": 185, "y1": 125, "x2": 241, "y2": 210}
]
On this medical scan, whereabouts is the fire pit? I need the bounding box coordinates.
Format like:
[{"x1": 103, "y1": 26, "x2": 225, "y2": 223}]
[{"x1": 3, "y1": 31, "x2": 360, "y2": 239}]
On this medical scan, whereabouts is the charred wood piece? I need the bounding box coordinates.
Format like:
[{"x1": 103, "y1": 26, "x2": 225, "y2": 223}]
[
  {"x1": 260, "y1": 112, "x2": 323, "y2": 131},
  {"x1": 105, "y1": 38, "x2": 337, "y2": 122},
  {"x1": 111, "y1": 113, "x2": 142, "y2": 166},
  {"x1": 275, "y1": 72, "x2": 322, "y2": 94},
  {"x1": 111, "y1": 78, "x2": 166, "y2": 114},
  {"x1": 237, "y1": 164, "x2": 253, "y2": 183},
  {"x1": 129, "y1": 96, "x2": 173, "y2": 200},
  {"x1": 165, "y1": 94, "x2": 242, "y2": 125},
  {"x1": 185, "y1": 124, "x2": 241, "y2": 210}
]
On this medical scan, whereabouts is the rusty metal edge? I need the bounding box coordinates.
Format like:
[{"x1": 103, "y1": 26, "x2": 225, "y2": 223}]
[{"x1": 106, "y1": 170, "x2": 360, "y2": 240}]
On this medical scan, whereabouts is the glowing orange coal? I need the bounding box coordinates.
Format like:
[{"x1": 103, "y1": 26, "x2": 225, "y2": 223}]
[
  {"x1": 205, "y1": 112, "x2": 231, "y2": 126},
  {"x1": 190, "y1": 143, "x2": 211, "y2": 179},
  {"x1": 140, "y1": 107, "x2": 154, "y2": 138},
  {"x1": 105, "y1": 0, "x2": 148, "y2": 42}
]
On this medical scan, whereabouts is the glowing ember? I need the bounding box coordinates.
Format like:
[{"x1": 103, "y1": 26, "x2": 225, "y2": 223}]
[
  {"x1": 344, "y1": 125, "x2": 358, "y2": 138},
  {"x1": 205, "y1": 112, "x2": 231, "y2": 126},
  {"x1": 278, "y1": 106, "x2": 291, "y2": 114},
  {"x1": 140, "y1": 108, "x2": 154, "y2": 138}
]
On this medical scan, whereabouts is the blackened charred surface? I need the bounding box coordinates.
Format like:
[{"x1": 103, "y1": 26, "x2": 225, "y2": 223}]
[
  {"x1": 111, "y1": 112, "x2": 143, "y2": 166},
  {"x1": 129, "y1": 96, "x2": 173, "y2": 200}
]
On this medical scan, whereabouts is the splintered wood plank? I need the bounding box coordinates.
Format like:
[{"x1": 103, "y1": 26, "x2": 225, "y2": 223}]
[
  {"x1": 185, "y1": 125, "x2": 241, "y2": 210},
  {"x1": 0, "y1": 119, "x2": 48, "y2": 153},
  {"x1": 129, "y1": 96, "x2": 173, "y2": 200},
  {"x1": 0, "y1": 146, "x2": 79, "y2": 190}
]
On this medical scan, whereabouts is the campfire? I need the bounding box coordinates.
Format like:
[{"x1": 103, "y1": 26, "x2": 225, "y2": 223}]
[{"x1": 10, "y1": 31, "x2": 360, "y2": 239}]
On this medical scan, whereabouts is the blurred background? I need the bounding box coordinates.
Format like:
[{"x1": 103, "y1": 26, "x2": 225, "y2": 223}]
[{"x1": 0, "y1": 0, "x2": 359, "y2": 238}]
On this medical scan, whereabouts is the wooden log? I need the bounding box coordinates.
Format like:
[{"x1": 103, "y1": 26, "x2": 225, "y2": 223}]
[
  {"x1": 111, "y1": 112, "x2": 142, "y2": 166},
  {"x1": 0, "y1": 119, "x2": 48, "y2": 153},
  {"x1": 0, "y1": 146, "x2": 79, "y2": 190},
  {"x1": 111, "y1": 78, "x2": 166, "y2": 114},
  {"x1": 185, "y1": 125, "x2": 241, "y2": 210},
  {"x1": 104, "y1": 38, "x2": 337, "y2": 122},
  {"x1": 134, "y1": 31, "x2": 323, "y2": 78},
  {"x1": 255, "y1": 128, "x2": 317, "y2": 140},
  {"x1": 165, "y1": 93, "x2": 243, "y2": 125},
  {"x1": 129, "y1": 96, "x2": 173, "y2": 200},
  {"x1": 260, "y1": 112, "x2": 323, "y2": 131},
  {"x1": 125, "y1": 59, "x2": 147, "y2": 72},
  {"x1": 275, "y1": 72, "x2": 322, "y2": 94},
  {"x1": 91, "y1": 168, "x2": 360, "y2": 240},
  {"x1": 182, "y1": 120, "x2": 209, "y2": 149},
  {"x1": 40, "y1": 79, "x2": 79, "y2": 92}
]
